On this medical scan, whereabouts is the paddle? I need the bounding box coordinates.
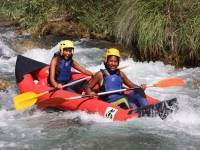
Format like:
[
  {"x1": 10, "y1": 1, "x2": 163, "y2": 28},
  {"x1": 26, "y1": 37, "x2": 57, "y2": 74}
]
[
  {"x1": 13, "y1": 76, "x2": 90, "y2": 110},
  {"x1": 13, "y1": 65, "x2": 129, "y2": 110},
  {"x1": 64, "y1": 77, "x2": 184, "y2": 100},
  {"x1": 36, "y1": 77, "x2": 184, "y2": 108},
  {"x1": 146, "y1": 77, "x2": 184, "y2": 88}
]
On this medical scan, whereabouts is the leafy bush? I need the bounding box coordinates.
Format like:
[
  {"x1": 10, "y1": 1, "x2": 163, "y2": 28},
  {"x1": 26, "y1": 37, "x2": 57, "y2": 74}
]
[
  {"x1": 0, "y1": 0, "x2": 119, "y2": 34},
  {"x1": 0, "y1": 0, "x2": 199, "y2": 66},
  {"x1": 114, "y1": 0, "x2": 200, "y2": 66}
]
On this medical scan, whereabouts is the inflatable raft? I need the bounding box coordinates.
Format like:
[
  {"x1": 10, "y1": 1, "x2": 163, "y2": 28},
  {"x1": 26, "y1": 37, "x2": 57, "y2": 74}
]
[{"x1": 15, "y1": 55, "x2": 177, "y2": 121}]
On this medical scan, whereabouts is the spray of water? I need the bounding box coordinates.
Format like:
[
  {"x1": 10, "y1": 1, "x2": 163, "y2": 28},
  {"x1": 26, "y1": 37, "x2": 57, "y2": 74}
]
[{"x1": 0, "y1": 34, "x2": 200, "y2": 149}]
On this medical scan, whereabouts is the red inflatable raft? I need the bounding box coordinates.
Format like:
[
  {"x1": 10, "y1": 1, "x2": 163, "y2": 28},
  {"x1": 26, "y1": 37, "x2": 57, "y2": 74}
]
[{"x1": 15, "y1": 55, "x2": 161, "y2": 121}]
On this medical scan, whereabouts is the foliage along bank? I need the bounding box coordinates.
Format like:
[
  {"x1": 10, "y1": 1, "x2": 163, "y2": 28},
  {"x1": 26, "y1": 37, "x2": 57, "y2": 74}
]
[{"x1": 0, "y1": 0, "x2": 199, "y2": 67}]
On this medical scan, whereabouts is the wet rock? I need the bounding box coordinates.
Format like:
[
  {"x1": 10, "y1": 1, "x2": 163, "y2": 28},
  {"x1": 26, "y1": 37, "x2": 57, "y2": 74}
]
[
  {"x1": 0, "y1": 79, "x2": 10, "y2": 90},
  {"x1": 14, "y1": 39, "x2": 48, "y2": 53},
  {"x1": 0, "y1": 15, "x2": 18, "y2": 27},
  {"x1": 39, "y1": 20, "x2": 113, "y2": 41},
  {"x1": 0, "y1": 20, "x2": 17, "y2": 27}
]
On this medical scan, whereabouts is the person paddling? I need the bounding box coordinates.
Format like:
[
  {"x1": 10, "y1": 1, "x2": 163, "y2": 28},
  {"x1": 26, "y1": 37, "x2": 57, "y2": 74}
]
[
  {"x1": 86, "y1": 48, "x2": 148, "y2": 109},
  {"x1": 49, "y1": 40, "x2": 93, "y2": 91}
]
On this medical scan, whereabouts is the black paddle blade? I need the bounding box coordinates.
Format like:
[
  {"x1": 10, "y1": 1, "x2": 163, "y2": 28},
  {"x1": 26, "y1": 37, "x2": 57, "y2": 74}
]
[
  {"x1": 157, "y1": 98, "x2": 179, "y2": 120},
  {"x1": 137, "y1": 98, "x2": 179, "y2": 120}
]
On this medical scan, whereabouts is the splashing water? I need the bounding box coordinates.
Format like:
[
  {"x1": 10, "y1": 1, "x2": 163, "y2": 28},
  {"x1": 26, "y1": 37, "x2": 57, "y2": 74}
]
[{"x1": 0, "y1": 30, "x2": 200, "y2": 149}]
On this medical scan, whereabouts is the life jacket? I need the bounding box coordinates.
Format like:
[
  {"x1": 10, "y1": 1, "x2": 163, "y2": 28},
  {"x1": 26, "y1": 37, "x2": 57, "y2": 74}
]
[
  {"x1": 100, "y1": 69, "x2": 123, "y2": 102},
  {"x1": 55, "y1": 52, "x2": 73, "y2": 83}
]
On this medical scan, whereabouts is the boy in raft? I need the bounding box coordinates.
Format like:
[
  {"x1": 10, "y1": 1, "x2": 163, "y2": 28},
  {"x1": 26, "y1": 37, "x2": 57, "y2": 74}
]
[
  {"x1": 86, "y1": 48, "x2": 148, "y2": 109},
  {"x1": 49, "y1": 40, "x2": 93, "y2": 91}
]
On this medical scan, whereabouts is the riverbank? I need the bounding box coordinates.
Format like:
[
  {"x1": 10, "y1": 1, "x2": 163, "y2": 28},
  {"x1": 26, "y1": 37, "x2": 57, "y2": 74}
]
[
  {"x1": 34, "y1": 19, "x2": 113, "y2": 41},
  {"x1": 1, "y1": 17, "x2": 198, "y2": 68},
  {"x1": 0, "y1": 0, "x2": 199, "y2": 68},
  {"x1": 0, "y1": 16, "x2": 130, "y2": 56}
]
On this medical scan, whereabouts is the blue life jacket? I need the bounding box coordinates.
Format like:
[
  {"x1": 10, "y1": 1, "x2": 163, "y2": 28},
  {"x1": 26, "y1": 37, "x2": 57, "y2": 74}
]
[
  {"x1": 100, "y1": 69, "x2": 123, "y2": 102},
  {"x1": 55, "y1": 52, "x2": 72, "y2": 83},
  {"x1": 100, "y1": 69, "x2": 148, "y2": 108}
]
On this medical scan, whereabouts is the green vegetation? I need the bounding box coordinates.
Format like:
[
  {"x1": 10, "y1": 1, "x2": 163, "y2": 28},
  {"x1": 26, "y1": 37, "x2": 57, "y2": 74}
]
[
  {"x1": 0, "y1": 0, "x2": 60, "y2": 32},
  {"x1": 0, "y1": 0, "x2": 199, "y2": 67},
  {"x1": 66, "y1": 0, "x2": 119, "y2": 33},
  {"x1": 0, "y1": 0, "x2": 118, "y2": 33},
  {"x1": 114, "y1": 0, "x2": 200, "y2": 66}
]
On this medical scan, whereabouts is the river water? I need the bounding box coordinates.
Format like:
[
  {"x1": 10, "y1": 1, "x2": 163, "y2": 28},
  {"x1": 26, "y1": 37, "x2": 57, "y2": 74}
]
[{"x1": 0, "y1": 26, "x2": 200, "y2": 150}]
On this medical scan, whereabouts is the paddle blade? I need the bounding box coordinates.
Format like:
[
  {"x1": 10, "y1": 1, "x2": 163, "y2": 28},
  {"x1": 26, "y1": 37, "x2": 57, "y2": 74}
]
[
  {"x1": 13, "y1": 92, "x2": 38, "y2": 110},
  {"x1": 153, "y1": 77, "x2": 184, "y2": 87}
]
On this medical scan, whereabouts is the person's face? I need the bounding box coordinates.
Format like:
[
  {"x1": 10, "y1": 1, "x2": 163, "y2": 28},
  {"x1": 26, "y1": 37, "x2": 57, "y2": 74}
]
[
  {"x1": 63, "y1": 48, "x2": 73, "y2": 58},
  {"x1": 106, "y1": 55, "x2": 119, "y2": 71}
]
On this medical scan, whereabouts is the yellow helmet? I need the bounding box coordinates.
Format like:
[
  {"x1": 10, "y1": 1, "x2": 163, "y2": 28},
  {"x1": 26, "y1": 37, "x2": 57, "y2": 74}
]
[
  {"x1": 105, "y1": 48, "x2": 121, "y2": 60},
  {"x1": 59, "y1": 40, "x2": 74, "y2": 55}
]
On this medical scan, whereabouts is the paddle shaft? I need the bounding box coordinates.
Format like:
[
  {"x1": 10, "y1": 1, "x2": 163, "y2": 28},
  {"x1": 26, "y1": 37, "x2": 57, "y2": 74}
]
[
  {"x1": 13, "y1": 66, "x2": 128, "y2": 110},
  {"x1": 63, "y1": 76, "x2": 91, "y2": 88},
  {"x1": 55, "y1": 65, "x2": 127, "y2": 89},
  {"x1": 66, "y1": 88, "x2": 136, "y2": 100},
  {"x1": 32, "y1": 76, "x2": 91, "y2": 98},
  {"x1": 65, "y1": 77, "x2": 184, "y2": 100}
]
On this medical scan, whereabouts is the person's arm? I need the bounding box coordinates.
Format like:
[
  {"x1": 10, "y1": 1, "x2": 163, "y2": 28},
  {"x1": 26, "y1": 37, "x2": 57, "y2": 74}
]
[
  {"x1": 49, "y1": 56, "x2": 62, "y2": 88},
  {"x1": 120, "y1": 71, "x2": 140, "y2": 88},
  {"x1": 72, "y1": 60, "x2": 93, "y2": 76},
  {"x1": 85, "y1": 71, "x2": 103, "y2": 95}
]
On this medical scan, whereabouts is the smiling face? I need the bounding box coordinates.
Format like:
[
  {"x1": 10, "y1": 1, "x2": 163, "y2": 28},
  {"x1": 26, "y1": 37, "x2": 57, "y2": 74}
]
[
  {"x1": 106, "y1": 55, "x2": 120, "y2": 71},
  {"x1": 62, "y1": 48, "x2": 73, "y2": 59}
]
